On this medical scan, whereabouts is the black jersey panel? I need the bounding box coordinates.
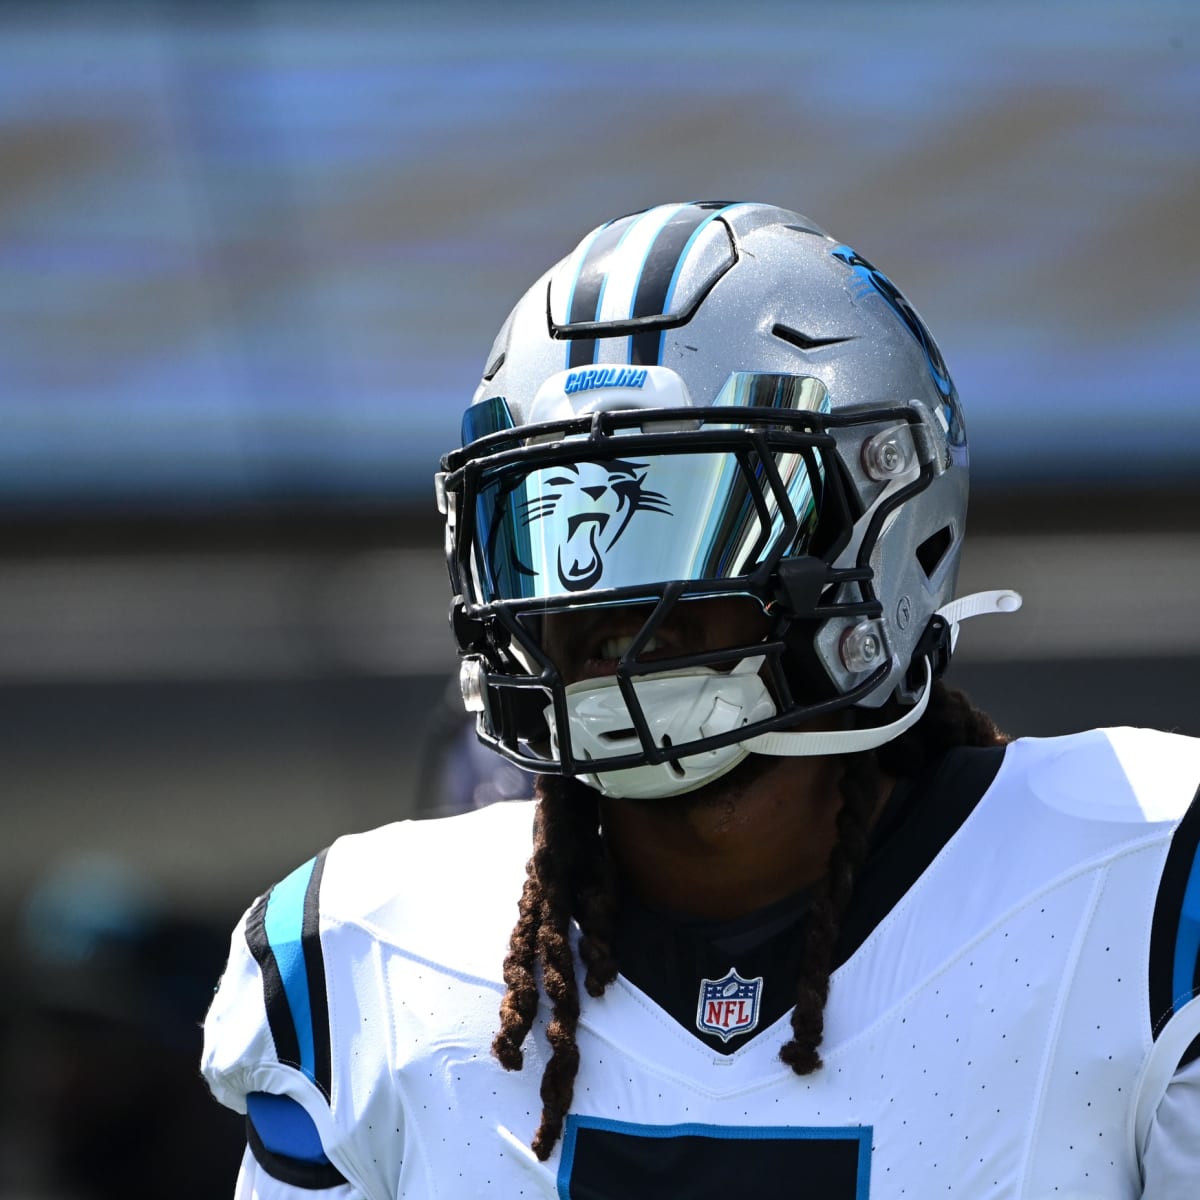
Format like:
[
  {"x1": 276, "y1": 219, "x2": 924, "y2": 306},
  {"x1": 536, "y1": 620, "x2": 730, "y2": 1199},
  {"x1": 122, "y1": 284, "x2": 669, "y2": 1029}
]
[{"x1": 559, "y1": 1117, "x2": 870, "y2": 1199}]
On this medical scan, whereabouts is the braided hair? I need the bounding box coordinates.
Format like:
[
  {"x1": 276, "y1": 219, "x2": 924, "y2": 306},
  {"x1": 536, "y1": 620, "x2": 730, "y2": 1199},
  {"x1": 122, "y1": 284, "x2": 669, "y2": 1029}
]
[{"x1": 492, "y1": 682, "x2": 1008, "y2": 1160}]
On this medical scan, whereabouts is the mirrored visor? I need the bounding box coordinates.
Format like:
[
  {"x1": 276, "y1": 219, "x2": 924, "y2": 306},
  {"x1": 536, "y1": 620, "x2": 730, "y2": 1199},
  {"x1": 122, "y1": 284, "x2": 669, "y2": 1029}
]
[{"x1": 468, "y1": 439, "x2": 827, "y2": 604}]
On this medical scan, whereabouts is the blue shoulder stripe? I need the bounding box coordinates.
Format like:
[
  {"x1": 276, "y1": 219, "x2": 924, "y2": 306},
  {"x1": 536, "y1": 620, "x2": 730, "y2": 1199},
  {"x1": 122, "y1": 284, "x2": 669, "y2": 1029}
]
[
  {"x1": 245, "y1": 849, "x2": 333, "y2": 1097},
  {"x1": 1175, "y1": 857, "x2": 1200, "y2": 1012},
  {"x1": 1150, "y1": 786, "x2": 1200, "y2": 1040}
]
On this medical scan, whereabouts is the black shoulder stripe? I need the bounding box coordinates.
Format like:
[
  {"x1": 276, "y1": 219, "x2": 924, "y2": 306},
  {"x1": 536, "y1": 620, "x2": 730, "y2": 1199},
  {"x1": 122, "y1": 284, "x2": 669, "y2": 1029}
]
[
  {"x1": 303, "y1": 850, "x2": 333, "y2": 1098},
  {"x1": 246, "y1": 1115, "x2": 349, "y2": 1191},
  {"x1": 1149, "y1": 784, "x2": 1200, "y2": 1036},
  {"x1": 245, "y1": 890, "x2": 302, "y2": 1069},
  {"x1": 243, "y1": 849, "x2": 334, "y2": 1097}
]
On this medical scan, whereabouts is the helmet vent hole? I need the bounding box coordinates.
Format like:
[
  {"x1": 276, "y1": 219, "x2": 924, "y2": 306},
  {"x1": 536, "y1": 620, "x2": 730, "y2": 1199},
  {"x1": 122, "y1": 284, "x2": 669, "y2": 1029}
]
[
  {"x1": 771, "y1": 323, "x2": 853, "y2": 352},
  {"x1": 916, "y1": 525, "x2": 953, "y2": 579},
  {"x1": 600, "y1": 727, "x2": 636, "y2": 743},
  {"x1": 482, "y1": 351, "x2": 505, "y2": 381},
  {"x1": 660, "y1": 735, "x2": 686, "y2": 778}
]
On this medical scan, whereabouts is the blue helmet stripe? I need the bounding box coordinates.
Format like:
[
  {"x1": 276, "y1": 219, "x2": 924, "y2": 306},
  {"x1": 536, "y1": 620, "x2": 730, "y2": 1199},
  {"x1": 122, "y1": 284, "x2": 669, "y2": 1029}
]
[
  {"x1": 560, "y1": 222, "x2": 606, "y2": 370},
  {"x1": 661, "y1": 202, "x2": 746, "y2": 319},
  {"x1": 592, "y1": 210, "x2": 658, "y2": 337},
  {"x1": 565, "y1": 211, "x2": 643, "y2": 369},
  {"x1": 628, "y1": 201, "x2": 737, "y2": 365}
]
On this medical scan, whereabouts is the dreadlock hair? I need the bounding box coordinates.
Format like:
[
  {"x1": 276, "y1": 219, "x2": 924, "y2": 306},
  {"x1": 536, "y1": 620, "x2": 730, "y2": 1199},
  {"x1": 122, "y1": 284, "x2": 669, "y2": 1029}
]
[{"x1": 492, "y1": 681, "x2": 1008, "y2": 1160}]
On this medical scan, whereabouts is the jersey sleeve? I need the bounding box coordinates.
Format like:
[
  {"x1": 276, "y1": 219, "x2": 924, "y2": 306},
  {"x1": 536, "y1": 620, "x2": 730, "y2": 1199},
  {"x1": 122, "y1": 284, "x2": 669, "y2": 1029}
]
[
  {"x1": 1135, "y1": 774, "x2": 1200, "y2": 1178},
  {"x1": 203, "y1": 853, "x2": 334, "y2": 1114},
  {"x1": 202, "y1": 851, "x2": 388, "y2": 1198},
  {"x1": 233, "y1": 1144, "x2": 364, "y2": 1200},
  {"x1": 1140, "y1": 1052, "x2": 1200, "y2": 1198},
  {"x1": 1148, "y1": 775, "x2": 1200, "y2": 1044}
]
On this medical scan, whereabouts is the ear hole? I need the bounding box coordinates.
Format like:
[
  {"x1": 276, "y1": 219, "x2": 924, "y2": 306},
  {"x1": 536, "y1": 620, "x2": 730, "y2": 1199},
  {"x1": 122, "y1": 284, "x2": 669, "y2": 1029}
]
[{"x1": 916, "y1": 525, "x2": 953, "y2": 579}]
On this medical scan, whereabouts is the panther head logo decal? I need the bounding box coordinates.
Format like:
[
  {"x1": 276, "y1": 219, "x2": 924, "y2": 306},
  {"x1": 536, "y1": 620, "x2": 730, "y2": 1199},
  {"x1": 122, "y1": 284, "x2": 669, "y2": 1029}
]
[
  {"x1": 831, "y1": 244, "x2": 965, "y2": 447},
  {"x1": 516, "y1": 459, "x2": 671, "y2": 591}
]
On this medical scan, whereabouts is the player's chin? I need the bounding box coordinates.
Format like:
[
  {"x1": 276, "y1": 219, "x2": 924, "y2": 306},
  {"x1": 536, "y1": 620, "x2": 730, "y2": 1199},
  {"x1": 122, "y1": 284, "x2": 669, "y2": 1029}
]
[{"x1": 612, "y1": 749, "x2": 783, "y2": 815}]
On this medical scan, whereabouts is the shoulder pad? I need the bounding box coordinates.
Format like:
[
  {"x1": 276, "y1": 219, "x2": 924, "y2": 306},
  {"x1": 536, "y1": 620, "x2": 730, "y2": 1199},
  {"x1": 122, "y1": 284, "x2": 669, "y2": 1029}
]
[
  {"x1": 1022, "y1": 728, "x2": 1200, "y2": 826},
  {"x1": 243, "y1": 851, "x2": 333, "y2": 1098},
  {"x1": 202, "y1": 849, "x2": 334, "y2": 1112}
]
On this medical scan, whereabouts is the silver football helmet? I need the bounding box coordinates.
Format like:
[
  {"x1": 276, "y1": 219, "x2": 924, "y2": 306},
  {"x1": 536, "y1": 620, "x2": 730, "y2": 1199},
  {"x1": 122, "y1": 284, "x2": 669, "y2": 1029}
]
[{"x1": 437, "y1": 202, "x2": 1018, "y2": 799}]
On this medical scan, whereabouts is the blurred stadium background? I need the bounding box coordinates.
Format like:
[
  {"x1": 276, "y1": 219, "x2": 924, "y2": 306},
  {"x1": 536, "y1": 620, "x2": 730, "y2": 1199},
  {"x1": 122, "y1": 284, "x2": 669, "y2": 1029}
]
[{"x1": 1, "y1": 1, "x2": 1197, "y2": 1191}]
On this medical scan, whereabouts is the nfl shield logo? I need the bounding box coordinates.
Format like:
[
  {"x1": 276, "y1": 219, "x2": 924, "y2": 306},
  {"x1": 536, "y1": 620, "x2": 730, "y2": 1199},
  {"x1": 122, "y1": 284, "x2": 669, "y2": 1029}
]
[{"x1": 695, "y1": 967, "x2": 763, "y2": 1042}]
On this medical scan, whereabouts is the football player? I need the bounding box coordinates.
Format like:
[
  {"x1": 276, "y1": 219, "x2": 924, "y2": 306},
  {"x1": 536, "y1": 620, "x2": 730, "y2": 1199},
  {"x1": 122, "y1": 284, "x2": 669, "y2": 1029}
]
[{"x1": 203, "y1": 202, "x2": 1200, "y2": 1197}]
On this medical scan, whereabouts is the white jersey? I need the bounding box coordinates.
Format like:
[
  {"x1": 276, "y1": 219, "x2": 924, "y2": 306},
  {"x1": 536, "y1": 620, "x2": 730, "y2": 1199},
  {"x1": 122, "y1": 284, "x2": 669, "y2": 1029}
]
[{"x1": 203, "y1": 728, "x2": 1200, "y2": 1198}]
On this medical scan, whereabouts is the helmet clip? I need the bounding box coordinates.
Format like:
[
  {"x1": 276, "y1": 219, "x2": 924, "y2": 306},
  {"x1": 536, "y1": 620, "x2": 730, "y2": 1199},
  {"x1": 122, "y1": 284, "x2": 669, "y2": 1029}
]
[
  {"x1": 771, "y1": 555, "x2": 830, "y2": 616},
  {"x1": 903, "y1": 613, "x2": 951, "y2": 697},
  {"x1": 451, "y1": 600, "x2": 488, "y2": 654}
]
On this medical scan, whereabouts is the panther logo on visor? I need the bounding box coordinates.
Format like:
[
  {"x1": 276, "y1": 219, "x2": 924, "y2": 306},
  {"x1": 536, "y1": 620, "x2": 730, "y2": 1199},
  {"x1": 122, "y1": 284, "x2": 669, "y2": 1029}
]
[{"x1": 518, "y1": 459, "x2": 671, "y2": 591}]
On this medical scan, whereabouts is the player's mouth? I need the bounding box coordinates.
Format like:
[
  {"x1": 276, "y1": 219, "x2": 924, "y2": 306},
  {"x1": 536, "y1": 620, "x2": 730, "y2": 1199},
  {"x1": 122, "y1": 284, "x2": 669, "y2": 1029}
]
[
  {"x1": 596, "y1": 632, "x2": 669, "y2": 662},
  {"x1": 580, "y1": 628, "x2": 680, "y2": 679},
  {"x1": 544, "y1": 596, "x2": 770, "y2": 685}
]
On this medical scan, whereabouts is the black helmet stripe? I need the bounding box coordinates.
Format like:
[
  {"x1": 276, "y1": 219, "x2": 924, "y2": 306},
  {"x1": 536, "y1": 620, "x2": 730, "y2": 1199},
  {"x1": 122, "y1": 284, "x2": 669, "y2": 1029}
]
[
  {"x1": 563, "y1": 202, "x2": 738, "y2": 369},
  {"x1": 564, "y1": 212, "x2": 643, "y2": 369},
  {"x1": 628, "y1": 201, "x2": 737, "y2": 366}
]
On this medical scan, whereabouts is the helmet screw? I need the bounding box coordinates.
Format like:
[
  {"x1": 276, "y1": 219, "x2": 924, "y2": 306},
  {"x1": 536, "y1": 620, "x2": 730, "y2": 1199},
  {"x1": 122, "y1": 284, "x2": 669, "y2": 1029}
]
[
  {"x1": 840, "y1": 620, "x2": 887, "y2": 673},
  {"x1": 862, "y1": 426, "x2": 915, "y2": 481}
]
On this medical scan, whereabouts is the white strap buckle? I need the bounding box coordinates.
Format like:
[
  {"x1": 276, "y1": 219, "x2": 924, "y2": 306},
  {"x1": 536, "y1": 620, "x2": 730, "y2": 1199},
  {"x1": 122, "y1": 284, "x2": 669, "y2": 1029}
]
[{"x1": 937, "y1": 588, "x2": 1022, "y2": 652}]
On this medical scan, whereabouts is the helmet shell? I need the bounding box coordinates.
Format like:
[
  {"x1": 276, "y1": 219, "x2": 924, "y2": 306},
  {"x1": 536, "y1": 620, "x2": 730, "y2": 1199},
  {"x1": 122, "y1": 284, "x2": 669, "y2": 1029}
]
[{"x1": 466, "y1": 202, "x2": 967, "y2": 711}]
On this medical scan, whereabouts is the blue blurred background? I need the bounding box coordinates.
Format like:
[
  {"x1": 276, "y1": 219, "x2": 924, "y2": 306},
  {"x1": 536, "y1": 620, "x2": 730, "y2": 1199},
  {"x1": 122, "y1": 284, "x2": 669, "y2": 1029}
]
[
  {"x1": 0, "y1": 3, "x2": 1197, "y2": 1191},
  {"x1": 3, "y1": 1, "x2": 1198, "y2": 512}
]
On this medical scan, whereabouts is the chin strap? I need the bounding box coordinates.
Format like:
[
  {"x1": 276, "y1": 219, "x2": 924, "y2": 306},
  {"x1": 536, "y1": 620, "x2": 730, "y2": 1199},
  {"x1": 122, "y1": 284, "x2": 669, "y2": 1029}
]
[
  {"x1": 937, "y1": 588, "x2": 1023, "y2": 652},
  {"x1": 742, "y1": 589, "x2": 1022, "y2": 758}
]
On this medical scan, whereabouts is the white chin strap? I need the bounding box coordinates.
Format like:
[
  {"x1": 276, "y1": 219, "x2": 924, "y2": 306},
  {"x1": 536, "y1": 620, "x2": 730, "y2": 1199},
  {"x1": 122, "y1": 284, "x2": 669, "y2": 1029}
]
[
  {"x1": 743, "y1": 589, "x2": 1022, "y2": 757},
  {"x1": 548, "y1": 589, "x2": 1021, "y2": 798},
  {"x1": 742, "y1": 660, "x2": 933, "y2": 758}
]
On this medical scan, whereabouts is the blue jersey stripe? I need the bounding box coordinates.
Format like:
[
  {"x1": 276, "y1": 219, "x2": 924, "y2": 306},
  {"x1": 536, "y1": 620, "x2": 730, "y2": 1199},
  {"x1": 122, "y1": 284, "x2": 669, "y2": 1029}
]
[
  {"x1": 1173, "y1": 850, "x2": 1200, "y2": 1008},
  {"x1": 1150, "y1": 786, "x2": 1200, "y2": 1034},
  {"x1": 263, "y1": 857, "x2": 319, "y2": 1083}
]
